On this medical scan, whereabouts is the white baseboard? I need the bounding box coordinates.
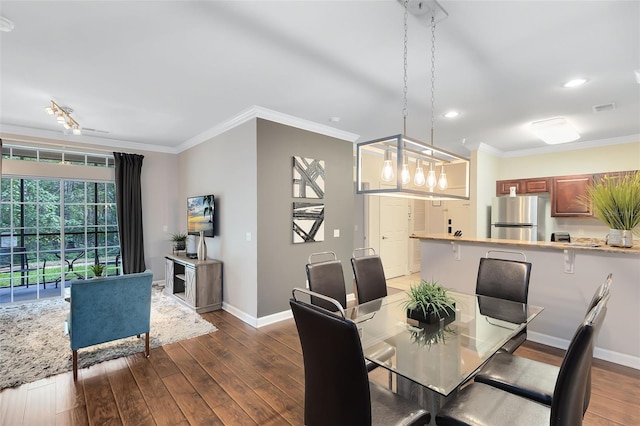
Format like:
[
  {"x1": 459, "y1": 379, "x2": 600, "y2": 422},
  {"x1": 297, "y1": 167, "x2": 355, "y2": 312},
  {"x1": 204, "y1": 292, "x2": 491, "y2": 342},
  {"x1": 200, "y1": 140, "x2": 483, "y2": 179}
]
[
  {"x1": 528, "y1": 331, "x2": 640, "y2": 370},
  {"x1": 221, "y1": 292, "x2": 357, "y2": 329}
]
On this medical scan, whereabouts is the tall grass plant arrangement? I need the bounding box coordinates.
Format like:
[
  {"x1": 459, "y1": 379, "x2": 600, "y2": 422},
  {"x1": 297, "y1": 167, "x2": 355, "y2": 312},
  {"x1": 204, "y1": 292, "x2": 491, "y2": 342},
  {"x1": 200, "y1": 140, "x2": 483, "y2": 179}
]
[{"x1": 584, "y1": 172, "x2": 640, "y2": 244}]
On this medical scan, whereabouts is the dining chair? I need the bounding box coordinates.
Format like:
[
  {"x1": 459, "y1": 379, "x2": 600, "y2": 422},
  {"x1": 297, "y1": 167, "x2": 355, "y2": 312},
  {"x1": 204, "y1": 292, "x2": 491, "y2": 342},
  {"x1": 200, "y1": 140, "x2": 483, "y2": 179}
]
[
  {"x1": 475, "y1": 250, "x2": 532, "y2": 353},
  {"x1": 306, "y1": 252, "x2": 394, "y2": 385},
  {"x1": 435, "y1": 294, "x2": 608, "y2": 426},
  {"x1": 305, "y1": 251, "x2": 347, "y2": 312},
  {"x1": 473, "y1": 273, "x2": 613, "y2": 415},
  {"x1": 351, "y1": 247, "x2": 388, "y2": 304},
  {"x1": 290, "y1": 288, "x2": 430, "y2": 426}
]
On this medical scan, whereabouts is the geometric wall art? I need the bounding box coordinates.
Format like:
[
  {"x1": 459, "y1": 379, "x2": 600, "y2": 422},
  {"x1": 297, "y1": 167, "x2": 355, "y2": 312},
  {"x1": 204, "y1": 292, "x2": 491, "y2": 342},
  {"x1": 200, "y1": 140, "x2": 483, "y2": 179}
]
[
  {"x1": 292, "y1": 156, "x2": 325, "y2": 199},
  {"x1": 292, "y1": 202, "x2": 325, "y2": 243}
]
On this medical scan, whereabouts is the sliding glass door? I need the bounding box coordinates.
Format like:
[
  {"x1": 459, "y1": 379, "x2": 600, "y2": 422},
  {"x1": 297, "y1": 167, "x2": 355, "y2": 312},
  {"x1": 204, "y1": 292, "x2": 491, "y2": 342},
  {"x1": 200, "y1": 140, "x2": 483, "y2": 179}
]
[{"x1": 0, "y1": 177, "x2": 119, "y2": 303}]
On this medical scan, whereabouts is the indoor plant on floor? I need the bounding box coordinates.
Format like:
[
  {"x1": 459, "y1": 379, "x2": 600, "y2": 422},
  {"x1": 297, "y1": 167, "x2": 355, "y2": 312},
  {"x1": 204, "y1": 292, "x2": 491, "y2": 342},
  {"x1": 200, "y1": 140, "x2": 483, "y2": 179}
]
[
  {"x1": 403, "y1": 278, "x2": 457, "y2": 326},
  {"x1": 90, "y1": 263, "x2": 105, "y2": 278},
  {"x1": 584, "y1": 172, "x2": 640, "y2": 248}
]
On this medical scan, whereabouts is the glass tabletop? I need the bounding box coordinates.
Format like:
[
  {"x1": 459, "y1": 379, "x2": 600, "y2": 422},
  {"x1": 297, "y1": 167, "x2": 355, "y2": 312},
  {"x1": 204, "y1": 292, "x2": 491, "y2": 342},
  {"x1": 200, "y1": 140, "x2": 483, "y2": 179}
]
[{"x1": 346, "y1": 291, "x2": 543, "y2": 396}]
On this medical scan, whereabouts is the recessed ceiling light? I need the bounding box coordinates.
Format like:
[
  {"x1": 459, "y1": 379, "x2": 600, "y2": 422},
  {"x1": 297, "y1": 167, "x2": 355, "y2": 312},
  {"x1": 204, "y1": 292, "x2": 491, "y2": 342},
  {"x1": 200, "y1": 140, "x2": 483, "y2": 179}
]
[
  {"x1": 563, "y1": 78, "x2": 588, "y2": 88},
  {"x1": 329, "y1": 116, "x2": 341, "y2": 123},
  {"x1": 443, "y1": 111, "x2": 459, "y2": 118}
]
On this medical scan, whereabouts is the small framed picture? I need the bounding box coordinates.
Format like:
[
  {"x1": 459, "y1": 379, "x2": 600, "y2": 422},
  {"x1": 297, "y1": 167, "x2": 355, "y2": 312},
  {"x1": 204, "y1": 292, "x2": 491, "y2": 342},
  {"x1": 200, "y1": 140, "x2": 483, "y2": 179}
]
[{"x1": 432, "y1": 200, "x2": 442, "y2": 207}]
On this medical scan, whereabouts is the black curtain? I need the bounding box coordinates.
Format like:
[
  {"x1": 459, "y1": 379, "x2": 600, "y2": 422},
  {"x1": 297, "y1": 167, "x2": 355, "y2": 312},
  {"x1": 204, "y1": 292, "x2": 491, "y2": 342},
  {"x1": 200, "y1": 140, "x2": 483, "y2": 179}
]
[{"x1": 113, "y1": 152, "x2": 146, "y2": 274}]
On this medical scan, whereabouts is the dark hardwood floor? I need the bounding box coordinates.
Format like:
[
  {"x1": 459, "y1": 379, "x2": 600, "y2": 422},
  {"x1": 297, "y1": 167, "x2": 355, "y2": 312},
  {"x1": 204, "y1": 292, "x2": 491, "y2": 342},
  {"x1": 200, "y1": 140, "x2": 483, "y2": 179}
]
[{"x1": 1, "y1": 308, "x2": 639, "y2": 425}]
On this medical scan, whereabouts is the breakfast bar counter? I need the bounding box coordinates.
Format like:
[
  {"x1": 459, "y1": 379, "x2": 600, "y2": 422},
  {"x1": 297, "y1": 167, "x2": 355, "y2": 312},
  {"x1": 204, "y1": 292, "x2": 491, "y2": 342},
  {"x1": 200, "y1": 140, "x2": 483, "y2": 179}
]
[
  {"x1": 411, "y1": 233, "x2": 640, "y2": 255},
  {"x1": 411, "y1": 234, "x2": 640, "y2": 370}
]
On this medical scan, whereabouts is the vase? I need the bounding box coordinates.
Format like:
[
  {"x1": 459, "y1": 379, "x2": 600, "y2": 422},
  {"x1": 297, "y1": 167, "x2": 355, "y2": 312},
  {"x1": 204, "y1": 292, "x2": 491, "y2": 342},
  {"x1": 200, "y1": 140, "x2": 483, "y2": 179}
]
[
  {"x1": 407, "y1": 303, "x2": 456, "y2": 326},
  {"x1": 197, "y1": 231, "x2": 207, "y2": 260},
  {"x1": 606, "y1": 229, "x2": 634, "y2": 248}
]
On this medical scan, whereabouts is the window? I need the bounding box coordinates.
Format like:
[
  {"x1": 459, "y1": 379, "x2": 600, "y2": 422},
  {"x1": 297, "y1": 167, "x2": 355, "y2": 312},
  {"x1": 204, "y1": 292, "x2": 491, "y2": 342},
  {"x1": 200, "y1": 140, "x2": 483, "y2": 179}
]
[{"x1": 0, "y1": 144, "x2": 119, "y2": 303}]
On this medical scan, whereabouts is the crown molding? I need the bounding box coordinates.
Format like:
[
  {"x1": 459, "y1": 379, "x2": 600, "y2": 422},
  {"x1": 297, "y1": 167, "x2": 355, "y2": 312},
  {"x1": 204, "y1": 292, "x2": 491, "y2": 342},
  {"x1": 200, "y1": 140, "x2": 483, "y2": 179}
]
[
  {"x1": 177, "y1": 105, "x2": 360, "y2": 153},
  {"x1": 500, "y1": 134, "x2": 640, "y2": 158},
  {"x1": 0, "y1": 124, "x2": 177, "y2": 154},
  {"x1": 464, "y1": 134, "x2": 640, "y2": 158}
]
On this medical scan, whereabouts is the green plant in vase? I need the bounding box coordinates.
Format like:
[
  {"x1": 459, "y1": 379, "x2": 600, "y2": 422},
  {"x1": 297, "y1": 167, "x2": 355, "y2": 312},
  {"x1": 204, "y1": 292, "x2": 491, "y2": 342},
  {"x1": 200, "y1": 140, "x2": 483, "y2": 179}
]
[
  {"x1": 170, "y1": 232, "x2": 188, "y2": 251},
  {"x1": 403, "y1": 278, "x2": 456, "y2": 325},
  {"x1": 582, "y1": 172, "x2": 640, "y2": 247},
  {"x1": 90, "y1": 263, "x2": 105, "y2": 278}
]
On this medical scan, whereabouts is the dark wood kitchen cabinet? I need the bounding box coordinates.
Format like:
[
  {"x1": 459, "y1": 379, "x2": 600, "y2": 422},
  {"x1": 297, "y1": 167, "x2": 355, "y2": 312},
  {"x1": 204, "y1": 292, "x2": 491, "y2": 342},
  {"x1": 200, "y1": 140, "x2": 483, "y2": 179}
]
[
  {"x1": 551, "y1": 174, "x2": 592, "y2": 217},
  {"x1": 496, "y1": 177, "x2": 550, "y2": 195},
  {"x1": 496, "y1": 180, "x2": 524, "y2": 195}
]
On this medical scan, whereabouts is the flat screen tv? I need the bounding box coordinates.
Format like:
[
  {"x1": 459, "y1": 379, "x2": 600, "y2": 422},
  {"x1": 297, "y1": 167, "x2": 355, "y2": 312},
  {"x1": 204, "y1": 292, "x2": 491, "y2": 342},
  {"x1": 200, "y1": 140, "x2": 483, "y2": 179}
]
[{"x1": 187, "y1": 195, "x2": 215, "y2": 237}]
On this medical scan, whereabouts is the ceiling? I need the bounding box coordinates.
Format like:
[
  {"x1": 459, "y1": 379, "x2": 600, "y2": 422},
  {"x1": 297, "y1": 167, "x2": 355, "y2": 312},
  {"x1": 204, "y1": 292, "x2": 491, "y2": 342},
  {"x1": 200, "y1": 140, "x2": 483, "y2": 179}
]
[{"x1": 1, "y1": 1, "x2": 639, "y2": 156}]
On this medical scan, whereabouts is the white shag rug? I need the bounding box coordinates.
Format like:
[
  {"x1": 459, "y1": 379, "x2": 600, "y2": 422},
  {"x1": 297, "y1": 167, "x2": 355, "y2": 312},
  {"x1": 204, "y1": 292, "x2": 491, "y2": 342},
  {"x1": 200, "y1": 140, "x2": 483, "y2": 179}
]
[{"x1": 0, "y1": 285, "x2": 217, "y2": 390}]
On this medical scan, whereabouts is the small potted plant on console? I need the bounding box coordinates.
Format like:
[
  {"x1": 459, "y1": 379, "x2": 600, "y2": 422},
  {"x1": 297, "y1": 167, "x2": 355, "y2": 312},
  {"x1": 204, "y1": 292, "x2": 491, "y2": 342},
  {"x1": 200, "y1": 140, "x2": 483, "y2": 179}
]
[
  {"x1": 404, "y1": 278, "x2": 456, "y2": 327},
  {"x1": 171, "y1": 232, "x2": 188, "y2": 254}
]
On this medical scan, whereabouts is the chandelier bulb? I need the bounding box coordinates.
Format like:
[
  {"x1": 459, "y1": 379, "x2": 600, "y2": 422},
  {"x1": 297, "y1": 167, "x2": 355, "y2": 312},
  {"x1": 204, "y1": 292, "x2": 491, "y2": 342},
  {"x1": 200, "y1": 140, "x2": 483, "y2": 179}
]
[
  {"x1": 401, "y1": 156, "x2": 411, "y2": 185},
  {"x1": 426, "y1": 163, "x2": 437, "y2": 189},
  {"x1": 414, "y1": 159, "x2": 425, "y2": 186},
  {"x1": 380, "y1": 149, "x2": 395, "y2": 182},
  {"x1": 438, "y1": 165, "x2": 448, "y2": 190}
]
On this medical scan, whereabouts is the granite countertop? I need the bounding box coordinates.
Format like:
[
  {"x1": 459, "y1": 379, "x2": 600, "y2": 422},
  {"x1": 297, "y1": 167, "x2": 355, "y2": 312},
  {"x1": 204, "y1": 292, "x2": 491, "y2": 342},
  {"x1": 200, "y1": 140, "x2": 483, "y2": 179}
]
[{"x1": 410, "y1": 234, "x2": 640, "y2": 255}]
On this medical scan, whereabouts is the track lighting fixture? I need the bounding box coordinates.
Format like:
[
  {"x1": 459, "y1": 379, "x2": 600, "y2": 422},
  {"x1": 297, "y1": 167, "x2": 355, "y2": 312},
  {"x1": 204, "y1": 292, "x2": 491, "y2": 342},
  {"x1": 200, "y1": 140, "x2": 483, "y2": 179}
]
[{"x1": 45, "y1": 100, "x2": 81, "y2": 135}]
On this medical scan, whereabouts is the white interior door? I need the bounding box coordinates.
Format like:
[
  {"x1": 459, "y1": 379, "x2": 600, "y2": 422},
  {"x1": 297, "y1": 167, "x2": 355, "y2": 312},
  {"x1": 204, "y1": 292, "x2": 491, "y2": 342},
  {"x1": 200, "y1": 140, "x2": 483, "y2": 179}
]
[{"x1": 379, "y1": 196, "x2": 408, "y2": 279}]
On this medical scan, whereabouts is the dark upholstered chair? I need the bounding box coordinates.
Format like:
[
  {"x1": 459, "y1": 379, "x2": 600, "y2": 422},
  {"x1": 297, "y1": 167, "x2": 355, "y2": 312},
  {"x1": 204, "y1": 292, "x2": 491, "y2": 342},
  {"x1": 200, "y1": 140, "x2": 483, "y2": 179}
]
[
  {"x1": 473, "y1": 273, "x2": 613, "y2": 415},
  {"x1": 305, "y1": 252, "x2": 347, "y2": 312},
  {"x1": 436, "y1": 295, "x2": 608, "y2": 426},
  {"x1": 475, "y1": 250, "x2": 532, "y2": 353},
  {"x1": 290, "y1": 288, "x2": 430, "y2": 426},
  {"x1": 351, "y1": 248, "x2": 388, "y2": 305}
]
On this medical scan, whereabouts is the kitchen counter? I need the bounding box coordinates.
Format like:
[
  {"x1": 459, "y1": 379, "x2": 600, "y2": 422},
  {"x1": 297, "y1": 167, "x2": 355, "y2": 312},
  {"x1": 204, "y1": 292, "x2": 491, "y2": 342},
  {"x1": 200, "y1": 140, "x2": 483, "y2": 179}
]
[
  {"x1": 411, "y1": 233, "x2": 640, "y2": 255},
  {"x1": 413, "y1": 234, "x2": 640, "y2": 370}
]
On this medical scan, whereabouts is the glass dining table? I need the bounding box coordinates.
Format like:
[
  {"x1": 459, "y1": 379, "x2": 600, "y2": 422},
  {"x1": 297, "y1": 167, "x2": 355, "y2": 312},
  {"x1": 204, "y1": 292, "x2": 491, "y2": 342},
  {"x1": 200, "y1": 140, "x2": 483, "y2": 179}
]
[{"x1": 346, "y1": 291, "x2": 543, "y2": 419}]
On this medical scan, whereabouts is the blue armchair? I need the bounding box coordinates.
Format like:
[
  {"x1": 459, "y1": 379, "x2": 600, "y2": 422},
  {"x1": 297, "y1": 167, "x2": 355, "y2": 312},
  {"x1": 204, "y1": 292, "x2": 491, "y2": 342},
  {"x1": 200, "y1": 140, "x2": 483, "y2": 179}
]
[{"x1": 68, "y1": 269, "x2": 153, "y2": 380}]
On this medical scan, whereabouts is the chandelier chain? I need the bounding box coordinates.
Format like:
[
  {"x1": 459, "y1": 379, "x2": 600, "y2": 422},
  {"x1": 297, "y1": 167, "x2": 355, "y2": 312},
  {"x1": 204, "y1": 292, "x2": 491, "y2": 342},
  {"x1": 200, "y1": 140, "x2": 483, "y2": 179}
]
[
  {"x1": 430, "y1": 16, "x2": 436, "y2": 145},
  {"x1": 402, "y1": 0, "x2": 409, "y2": 133}
]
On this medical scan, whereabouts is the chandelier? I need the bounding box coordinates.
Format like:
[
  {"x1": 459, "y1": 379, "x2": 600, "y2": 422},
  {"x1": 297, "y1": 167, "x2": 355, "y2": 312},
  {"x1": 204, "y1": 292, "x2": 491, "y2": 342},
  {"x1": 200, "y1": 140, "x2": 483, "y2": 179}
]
[
  {"x1": 356, "y1": 0, "x2": 469, "y2": 201},
  {"x1": 45, "y1": 100, "x2": 81, "y2": 135}
]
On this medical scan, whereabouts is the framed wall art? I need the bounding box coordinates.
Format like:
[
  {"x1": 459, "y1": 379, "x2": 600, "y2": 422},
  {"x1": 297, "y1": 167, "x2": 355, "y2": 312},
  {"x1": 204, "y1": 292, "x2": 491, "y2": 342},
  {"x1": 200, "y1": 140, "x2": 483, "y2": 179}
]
[
  {"x1": 292, "y1": 156, "x2": 325, "y2": 199},
  {"x1": 292, "y1": 202, "x2": 325, "y2": 243}
]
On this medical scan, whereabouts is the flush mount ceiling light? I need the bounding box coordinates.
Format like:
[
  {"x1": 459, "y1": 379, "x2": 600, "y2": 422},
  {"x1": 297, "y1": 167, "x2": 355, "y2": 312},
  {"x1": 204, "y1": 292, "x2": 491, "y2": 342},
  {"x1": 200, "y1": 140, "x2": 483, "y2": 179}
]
[
  {"x1": 443, "y1": 111, "x2": 459, "y2": 118},
  {"x1": 356, "y1": 0, "x2": 469, "y2": 201},
  {"x1": 530, "y1": 117, "x2": 580, "y2": 144},
  {"x1": 563, "y1": 78, "x2": 588, "y2": 88},
  {"x1": 0, "y1": 16, "x2": 15, "y2": 32},
  {"x1": 45, "y1": 100, "x2": 81, "y2": 135}
]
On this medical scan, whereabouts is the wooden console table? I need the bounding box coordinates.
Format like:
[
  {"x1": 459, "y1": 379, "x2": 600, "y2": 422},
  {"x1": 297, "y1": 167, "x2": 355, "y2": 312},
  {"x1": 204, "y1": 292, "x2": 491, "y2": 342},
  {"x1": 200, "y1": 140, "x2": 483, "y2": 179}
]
[{"x1": 164, "y1": 254, "x2": 222, "y2": 313}]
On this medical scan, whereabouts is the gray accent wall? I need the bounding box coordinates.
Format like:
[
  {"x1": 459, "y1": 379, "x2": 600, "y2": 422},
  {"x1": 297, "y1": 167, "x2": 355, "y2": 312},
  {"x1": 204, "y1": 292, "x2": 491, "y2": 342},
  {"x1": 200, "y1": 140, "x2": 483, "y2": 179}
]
[
  {"x1": 178, "y1": 120, "x2": 259, "y2": 317},
  {"x1": 256, "y1": 119, "x2": 355, "y2": 317}
]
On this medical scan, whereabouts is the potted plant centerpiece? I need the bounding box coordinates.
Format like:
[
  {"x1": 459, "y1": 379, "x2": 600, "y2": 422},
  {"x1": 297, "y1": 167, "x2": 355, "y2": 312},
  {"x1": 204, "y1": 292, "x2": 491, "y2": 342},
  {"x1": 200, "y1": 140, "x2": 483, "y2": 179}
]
[
  {"x1": 171, "y1": 232, "x2": 188, "y2": 253},
  {"x1": 403, "y1": 279, "x2": 457, "y2": 326},
  {"x1": 584, "y1": 172, "x2": 640, "y2": 248}
]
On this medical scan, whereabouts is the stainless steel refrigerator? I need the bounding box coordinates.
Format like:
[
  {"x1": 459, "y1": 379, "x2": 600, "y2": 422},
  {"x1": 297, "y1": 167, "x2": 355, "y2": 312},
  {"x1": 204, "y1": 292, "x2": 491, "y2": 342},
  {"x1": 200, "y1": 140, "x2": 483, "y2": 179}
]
[{"x1": 491, "y1": 195, "x2": 547, "y2": 241}]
